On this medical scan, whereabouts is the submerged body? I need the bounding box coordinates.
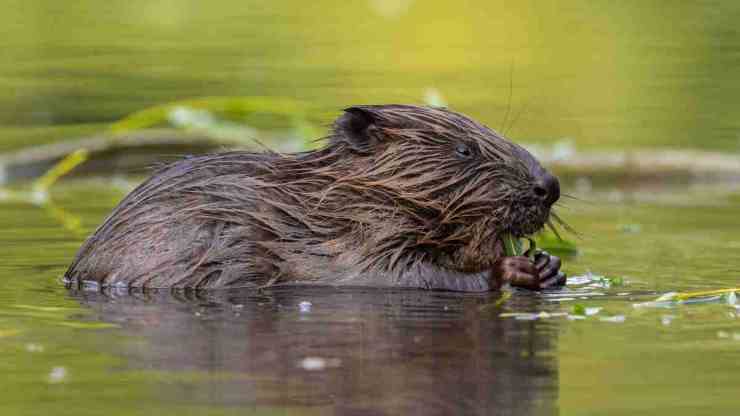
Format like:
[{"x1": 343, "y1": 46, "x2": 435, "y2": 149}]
[{"x1": 66, "y1": 105, "x2": 565, "y2": 291}]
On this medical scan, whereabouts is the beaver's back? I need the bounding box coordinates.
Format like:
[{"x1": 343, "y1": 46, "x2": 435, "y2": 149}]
[{"x1": 65, "y1": 152, "x2": 282, "y2": 289}]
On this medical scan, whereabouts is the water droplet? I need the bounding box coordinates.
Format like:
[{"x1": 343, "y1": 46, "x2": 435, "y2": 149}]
[
  {"x1": 585, "y1": 307, "x2": 602, "y2": 316},
  {"x1": 26, "y1": 343, "x2": 44, "y2": 353},
  {"x1": 299, "y1": 357, "x2": 341, "y2": 371},
  {"x1": 726, "y1": 291, "x2": 737, "y2": 305},
  {"x1": 47, "y1": 366, "x2": 67, "y2": 383}
]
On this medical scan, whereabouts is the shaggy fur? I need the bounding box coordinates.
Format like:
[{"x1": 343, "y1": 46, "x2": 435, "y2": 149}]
[{"x1": 65, "y1": 105, "x2": 559, "y2": 290}]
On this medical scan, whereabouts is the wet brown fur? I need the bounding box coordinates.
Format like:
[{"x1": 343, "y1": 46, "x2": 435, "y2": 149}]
[{"x1": 65, "y1": 105, "x2": 557, "y2": 290}]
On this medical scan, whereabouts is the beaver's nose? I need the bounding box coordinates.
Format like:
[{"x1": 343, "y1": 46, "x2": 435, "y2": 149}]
[{"x1": 533, "y1": 173, "x2": 560, "y2": 206}]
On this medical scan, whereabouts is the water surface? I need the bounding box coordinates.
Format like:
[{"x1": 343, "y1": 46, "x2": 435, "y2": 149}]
[{"x1": 1, "y1": 182, "x2": 738, "y2": 415}]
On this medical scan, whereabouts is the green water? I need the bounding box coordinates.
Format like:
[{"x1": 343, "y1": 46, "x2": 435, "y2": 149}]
[
  {"x1": 1, "y1": 182, "x2": 738, "y2": 415},
  {"x1": 2, "y1": 0, "x2": 740, "y2": 414},
  {"x1": 2, "y1": 0, "x2": 740, "y2": 153}
]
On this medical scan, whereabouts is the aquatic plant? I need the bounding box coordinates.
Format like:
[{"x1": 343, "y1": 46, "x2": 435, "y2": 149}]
[{"x1": 109, "y1": 96, "x2": 319, "y2": 148}]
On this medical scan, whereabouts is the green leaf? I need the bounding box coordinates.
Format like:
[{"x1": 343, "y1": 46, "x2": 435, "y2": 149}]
[
  {"x1": 502, "y1": 234, "x2": 524, "y2": 256},
  {"x1": 572, "y1": 304, "x2": 587, "y2": 315},
  {"x1": 535, "y1": 230, "x2": 578, "y2": 256},
  {"x1": 109, "y1": 96, "x2": 312, "y2": 134}
]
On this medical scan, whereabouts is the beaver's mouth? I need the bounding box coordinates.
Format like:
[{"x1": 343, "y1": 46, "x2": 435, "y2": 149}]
[
  {"x1": 503, "y1": 214, "x2": 549, "y2": 239},
  {"x1": 500, "y1": 204, "x2": 571, "y2": 246}
]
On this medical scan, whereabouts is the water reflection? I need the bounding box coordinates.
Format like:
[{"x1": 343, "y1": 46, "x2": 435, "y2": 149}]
[{"x1": 71, "y1": 287, "x2": 559, "y2": 415}]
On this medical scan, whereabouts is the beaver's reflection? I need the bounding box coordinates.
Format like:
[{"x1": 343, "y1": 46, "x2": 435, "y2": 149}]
[{"x1": 72, "y1": 287, "x2": 558, "y2": 416}]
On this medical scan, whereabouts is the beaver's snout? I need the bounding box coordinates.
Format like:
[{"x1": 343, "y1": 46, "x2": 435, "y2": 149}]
[{"x1": 533, "y1": 172, "x2": 560, "y2": 207}]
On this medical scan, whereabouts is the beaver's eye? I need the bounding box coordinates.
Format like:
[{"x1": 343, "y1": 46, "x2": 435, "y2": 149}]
[{"x1": 455, "y1": 143, "x2": 472, "y2": 158}]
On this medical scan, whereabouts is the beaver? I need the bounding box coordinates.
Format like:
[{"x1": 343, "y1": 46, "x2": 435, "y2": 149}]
[{"x1": 65, "y1": 105, "x2": 566, "y2": 292}]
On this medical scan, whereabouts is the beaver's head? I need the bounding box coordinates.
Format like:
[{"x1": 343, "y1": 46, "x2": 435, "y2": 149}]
[{"x1": 328, "y1": 105, "x2": 561, "y2": 267}]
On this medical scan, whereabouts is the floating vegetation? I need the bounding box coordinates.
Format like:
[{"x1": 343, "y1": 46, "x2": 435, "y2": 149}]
[
  {"x1": 497, "y1": 298, "x2": 608, "y2": 322},
  {"x1": 571, "y1": 304, "x2": 602, "y2": 316},
  {"x1": 675, "y1": 289, "x2": 737, "y2": 303},
  {"x1": 566, "y1": 272, "x2": 624, "y2": 288},
  {"x1": 571, "y1": 304, "x2": 586, "y2": 315},
  {"x1": 633, "y1": 288, "x2": 738, "y2": 309},
  {"x1": 497, "y1": 274, "x2": 735, "y2": 325},
  {"x1": 497, "y1": 308, "x2": 622, "y2": 322},
  {"x1": 498, "y1": 285, "x2": 738, "y2": 324},
  {"x1": 498, "y1": 311, "x2": 569, "y2": 321}
]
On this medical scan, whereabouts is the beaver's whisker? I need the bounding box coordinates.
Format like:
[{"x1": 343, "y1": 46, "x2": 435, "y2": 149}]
[
  {"x1": 553, "y1": 201, "x2": 578, "y2": 210},
  {"x1": 546, "y1": 219, "x2": 562, "y2": 240},
  {"x1": 561, "y1": 193, "x2": 594, "y2": 205},
  {"x1": 551, "y1": 211, "x2": 580, "y2": 238},
  {"x1": 561, "y1": 193, "x2": 581, "y2": 200}
]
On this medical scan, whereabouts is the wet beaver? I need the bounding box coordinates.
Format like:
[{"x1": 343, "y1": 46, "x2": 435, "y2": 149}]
[{"x1": 65, "y1": 105, "x2": 566, "y2": 292}]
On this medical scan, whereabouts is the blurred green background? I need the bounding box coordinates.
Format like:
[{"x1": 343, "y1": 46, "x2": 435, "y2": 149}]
[{"x1": 2, "y1": 0, "x2": 739, "y2": 154}]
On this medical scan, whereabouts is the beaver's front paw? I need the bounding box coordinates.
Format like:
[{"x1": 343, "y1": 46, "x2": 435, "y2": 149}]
[
  {"x1": 493, "y1": 250, "x2": 566, "y2": 290},
  {"x1": 533, "y1": 250, "x2": 566, "y2": 289}
]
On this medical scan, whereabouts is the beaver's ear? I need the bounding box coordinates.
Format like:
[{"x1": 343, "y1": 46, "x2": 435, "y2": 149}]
[{"x1": 332, "y1": 106, "x2": 384, "y2": 152}]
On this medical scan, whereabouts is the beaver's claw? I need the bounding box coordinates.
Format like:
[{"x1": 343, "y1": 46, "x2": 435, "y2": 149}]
[{"x1": 493, "y1": 250, "x2": 566, "y2": 290}]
